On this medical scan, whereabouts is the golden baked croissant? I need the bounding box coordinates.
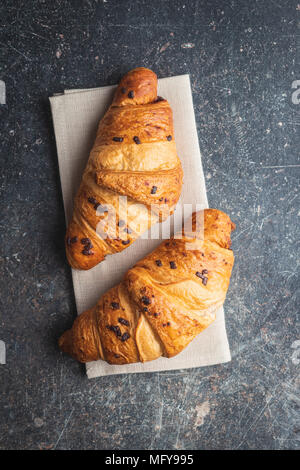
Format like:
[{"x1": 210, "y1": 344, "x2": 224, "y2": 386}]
[
  {"x1": 59, "y1": 209, "x2": 235, "y2": 365},
  {"x1": 65, "y1": 67, "x2": 183, "y2": 270}
]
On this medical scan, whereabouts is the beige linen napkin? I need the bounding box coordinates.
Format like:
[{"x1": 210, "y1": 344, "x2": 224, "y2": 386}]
[{"x1": 49, "y1": 74, "x2": 231, "y2": 378}]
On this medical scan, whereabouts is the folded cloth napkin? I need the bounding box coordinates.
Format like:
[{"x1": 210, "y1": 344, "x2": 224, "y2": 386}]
[{"x1": 49, "y1": 74, "x2": 231, "y2": 378}]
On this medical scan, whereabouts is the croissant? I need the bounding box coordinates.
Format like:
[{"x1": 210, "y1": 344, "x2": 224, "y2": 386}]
[
  {"x1": 65, "y1": 67, "x2": 183, "y2": 270},
  {"x1": 59, "y1": 209, "x2": 235, "y2": 365}
]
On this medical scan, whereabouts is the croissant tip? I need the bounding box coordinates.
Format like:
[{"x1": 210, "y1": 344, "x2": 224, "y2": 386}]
[
  {"x1": 113, "y1": 67, "x2": 158, "y2": 106},
  {"x1": 59, "y1": 329, "x2": 73, "y2": 355},
  {"x1": 124, "y1": 66, "x2": 157, "y2": 77}
]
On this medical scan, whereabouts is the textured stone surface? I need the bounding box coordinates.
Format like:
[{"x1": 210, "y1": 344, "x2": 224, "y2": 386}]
[{"x1": 0, "y1": 0, "x2": 299, "y2": 450}]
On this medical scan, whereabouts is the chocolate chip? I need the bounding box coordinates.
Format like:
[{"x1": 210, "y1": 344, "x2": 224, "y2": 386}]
[
  {"x1": 166, "y1": 135, "x2": 172, "y2": 141},
  {"x1": 170, "y1": 261, "x2": 177, "y2": 269},
  {"x1": 81, "y1": 238, "x2": 91, "y2": 245},
  {"x1": 84, "y1": 241, "x2": 93, "y2": 250},
  {"x1": 121, "y1": 332, "x2": 130, "y2": 342},
  {"x1": 159, "y1": 197, "x2": 163, "y2": 202},
  {"x1": 107, "y1": 325, "x2": 122, "y2": 337},
  {"x1": 114, "y1": 354, "x2": 120, "y2": 358},
  {"x1": 113, "y1": 137, "x2": 124, "y2": 142},
  {"x1": 162, "y1": 323, "x2": 167, "y2": 327},
  {"x1": 111, "y1": 302, "x2": 120, "y2": 310},
  {"x1": 124, "y1": 227, "x2": 132, "y2": 234},
  {"x1": 164, "y1": 198, "x2": 168, "y2": 203},
  {"x1": 122, "y1": 239, "x2": 130, "y2": 245},
  {"x1": 88, "y1": 196, "x2": 97, "y2": 204},
  {"x1": 70, "y1": 236, "x2": 78, "y2": 244},
  {"x1": 118, "y1": 220, "x2": 125, "y2": 227},
  {"x1": 112, "y1": 325, "x2": 121, "y2": 336},
  {"x1": 66, "y1": 237, "x2": 71, "y2": 246},
  {"x1": 82, "y1": 248, "x2": 94, "y2": 256},
  {"x1": 133, "y1": 136, "x2": 141, "y2": 144},
  {"x1": 143, "y1": 307, "x2": 149, "y2": 312},
  {"x1": 202, "y1": 269, "x2": 208, "y2": 274},
  {"x1": 114, "y1": 326, "x2": 122, "y2": 337},
  {"x1": 118, "y1": 317, "x2": 129, "y2": 326},
  {"x1": 196, "y1": 271, "x2": 208, "y2": 285},
  {"x1": 167, "y1": 322, "x2": 171, "y2": 326},
  {"x1": 128, "y1": 90, "x2": 134, "y2": 99},
  {"x1": 121, "y1": 87, "x2": 126, "y2": 94},
  {"x1": 155, "y1": 260, "x2": 162, "y2": 267},
  {"x1": 151, "y1": 186, "x2": 157, "y2": 194},
  {"x1": 155, "y1": 96, "x2": 165, "y2": 102},
  {"x1": 141, "y1": 296, "x2": 151, "y2": 305},
  {"x1": 154, "y1": 312, "x2": 160, "y2": 317}
]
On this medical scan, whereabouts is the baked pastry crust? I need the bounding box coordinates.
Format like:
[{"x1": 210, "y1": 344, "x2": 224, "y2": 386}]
[
  {"x1": 65, "y1": 67, "x2": 183, "y2": 270},
  {"x1": 59, "y1": 209, "x2": 235, "y2": 364}
]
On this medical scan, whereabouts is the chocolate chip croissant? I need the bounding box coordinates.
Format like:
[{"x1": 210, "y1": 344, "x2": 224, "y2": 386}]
[
  {"x1": 65, "y1": 67, "x2": 183, "y2": 270},
  {"x1": 59, "y1": 209, "x2": 235, "y2": 365}
]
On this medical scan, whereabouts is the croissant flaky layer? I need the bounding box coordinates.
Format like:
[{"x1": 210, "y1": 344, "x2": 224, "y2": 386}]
[
  {"x1": 59, "y1": 209, "x2": 236, "y2": 365},
  {"x1": 65, "y1": 67, "x2": 183, "y2": 270}
]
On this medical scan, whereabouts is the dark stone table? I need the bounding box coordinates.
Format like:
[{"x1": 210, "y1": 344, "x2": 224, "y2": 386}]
[{"x1": 0, "y1": 0, "x2": 299, "y2": 450}]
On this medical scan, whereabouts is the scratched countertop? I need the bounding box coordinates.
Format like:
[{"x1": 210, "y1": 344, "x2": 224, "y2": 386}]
[{"x1": 0, "y1": 0, "x2": 299, "y2": 450}]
